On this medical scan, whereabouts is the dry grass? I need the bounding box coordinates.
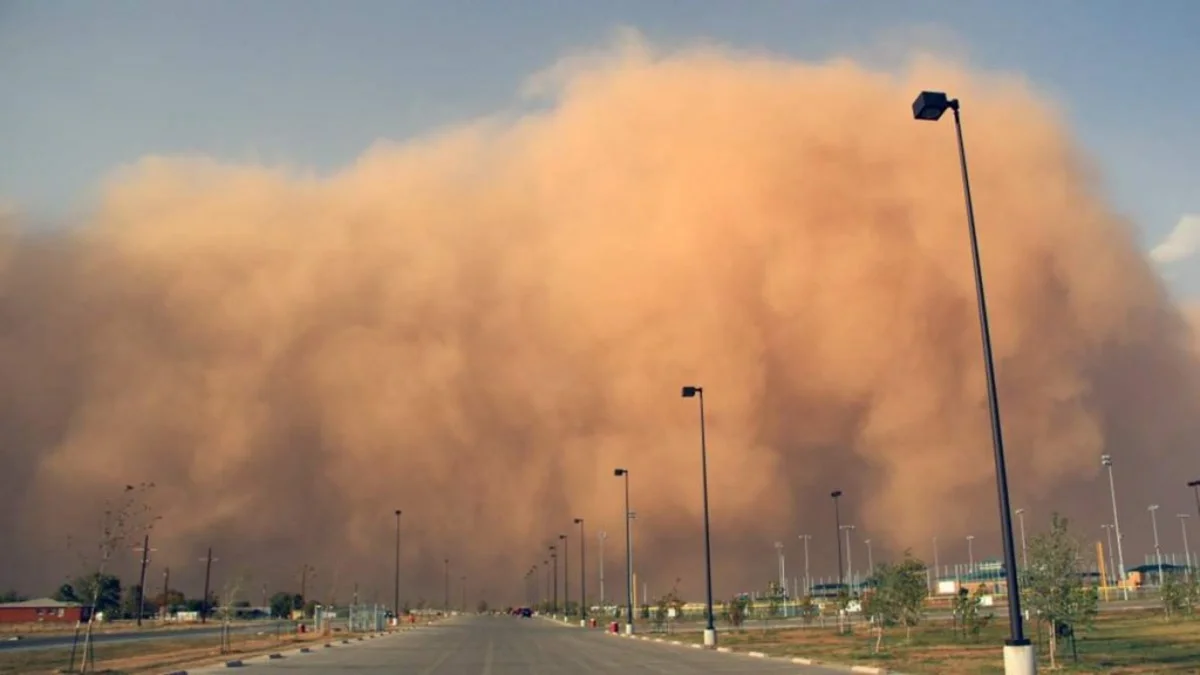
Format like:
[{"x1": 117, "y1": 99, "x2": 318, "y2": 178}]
[
  {"x1": 671, "y1": 611, "x2": 1200, "y2": 674},
  {"x1": 0, "y1": 620, "x2": 440, "y2": 674},
  {"x1": 0, "y1": 619, "x2": 258, "y2": 637}
]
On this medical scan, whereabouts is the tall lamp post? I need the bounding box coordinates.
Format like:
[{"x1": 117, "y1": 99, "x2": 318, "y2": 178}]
[
  {"x1": 614, "y1": 468, "x2": 635, "y2": 635},
  {"x1": 840, "y1": 525, "x2": 856, "y2": 584},
  {"x1": 443, "y1": 558, "x2": 450, "y2": 614},
  {"x1": 1149, "y1": 505, "x2": 1164, "y2": 585},
  {"x1": 681, "y1": 385, "x2": 717, "y2": 648},
  {"x1": 912, "y1": 90, "x2": 1032, "y2": 674},
  {"x1": 549, "y1": 545, "x2": 558, "y2": 615},
  {"x1": 1189, "y1": 480, "x2": 1200, "y2": 520},
  {"x1": 798, "y1": 535, "x2": 812, "y2": 596},
  {"x1": 560, "y1": 533, "x2": 570, "y2": 619},
  {"x1": 393, "y1": 509, "x2": 402, "y2": 621},
  {"x1": 574, "y1": 518, "x2": 587, "y2": 626},
  {"x1": 1102, "y1": 455, "x2": 1129, "y2": 600},
  {"x1": 967, "y1": 535, "x2": 976, "y2": 571},
  {"x1": 1014, "y1": 508, "x2": 1028, "y2": 570},
  {"x1": 1177, "y1": 514, "x2": 1192, "y2": 579},
  {"x1": 1101, "y1": 525, "x2": 1117, "y2": 588},
  {"x1": 831, "y1": 491, "x2": 845, "y2": 590}
]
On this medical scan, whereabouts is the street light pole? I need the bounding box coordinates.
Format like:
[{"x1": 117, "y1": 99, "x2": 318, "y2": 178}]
[
  {"x1": 598, "y1": 531, "x2": 607, "y2": 608},
  {"x1": 681, "y1": 385, "x2": 717, "y2": 648},
  {"x1": 840, "y1": 525, "x2": 856, "y2": 585},
  {"x1": 967, "y1": 535, "x2": 976, "y2": 571},
  {"x1": 1103, "y1": 455, "x2": 1129, "y2": 600},
  {"x1": 614, "y1": 468, "x2": 634, "y2": 635},
  {"x1": 394, "y1": 509, "x2": 402, "y2": 621},
  {"x1": 865, "y1": 539, "x2": 874, "y2": 577},
  {"x1": 912, "y1": 90, "x2": 1032, "y2": 674},
  {"x1": 443, "y1": 559, "x2": 450, "y2": 613},
  {"x1": 831, "y1": 492, "x2": 845, "y2": 590},
  {"x1": 1177, "y1": 514, "x2": 1192, "y2": 580},
  {"x1": 549, "y1": 545, "x2": 558, "y2": 615},
  {"x1": 559, "y1": 533, "x2": 569, "y2": 618},
  {"x1": 798, "y1": 535, "x2": 812, "y2": 596},
  {"x1": 574, "y1": 518, "x2": 587, "y2": 626},
  {"x1": 1101, "y1": 525, "x2": 1117, "y2": 588},
  {"x1": 1149, "y1": 505, "x2": 1165, "y2": 586},
  {"x1": 1014, "y1": 509, "x2": 1028, "y2": 570}
]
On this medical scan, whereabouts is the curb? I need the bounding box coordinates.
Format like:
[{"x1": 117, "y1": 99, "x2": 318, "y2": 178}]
[
  {"x1": 267, "y1": 653, "x2": 284, "y2": 659},
  {"x1": 223, "y1": 660, "x2": 243, "y2": 668},
  {"x1": 606, "y1": 630, "x2": 902, "y2": 674}
]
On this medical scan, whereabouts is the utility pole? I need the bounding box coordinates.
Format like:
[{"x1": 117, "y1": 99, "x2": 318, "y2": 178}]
[
  {"x1": 199, "y1": 548, "x2": 216, "y2": 624},
  {"x1": 132, "y1": 534, "x2": 155, "y2": 626},
  {"x1": 161, "y1": 567, "x2": 170, "y2": 620},
  {"x1": 461, "y1": 576, "x2": 466, "y2": 612},
  {"x1": 394, "y1": 510, "x2": 402, "y2": 620},
  {"x1": 443, "y1": 559, "x2": 450, "y2": 613}
]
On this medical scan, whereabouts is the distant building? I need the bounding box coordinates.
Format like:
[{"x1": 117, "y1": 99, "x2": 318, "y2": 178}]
[{"x1": 0, "y1": 598, "x2": 91, "y2": 624}]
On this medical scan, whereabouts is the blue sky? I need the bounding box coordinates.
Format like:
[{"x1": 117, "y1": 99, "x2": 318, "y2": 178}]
[{"x1": 2, "y1": 0, "x2": 1197, "y2": 292}]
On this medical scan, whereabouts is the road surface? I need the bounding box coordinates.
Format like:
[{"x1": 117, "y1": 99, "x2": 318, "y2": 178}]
[{"x1": 191, "y1": 615, "x2": 849, "y2": 674}]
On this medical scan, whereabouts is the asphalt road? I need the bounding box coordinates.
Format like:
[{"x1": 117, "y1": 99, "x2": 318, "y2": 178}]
[{"x1": 190, "y1": 615, "x2": 851, "y2": 674}]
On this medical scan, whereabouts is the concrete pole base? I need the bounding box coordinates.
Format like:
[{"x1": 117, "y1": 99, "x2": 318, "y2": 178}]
[
  {"x1": 702, "y1": 628, "x2": 717, "y2": 648},
  {"x1": 624, "y1": 623, "x2": 634, "y2": 635},
  {"x1": 579, "y1": 619, "x2": 587, "y2": 627},
  {"x1": 1003, "y1": 642, "x2": 1037, "y2": 675}
]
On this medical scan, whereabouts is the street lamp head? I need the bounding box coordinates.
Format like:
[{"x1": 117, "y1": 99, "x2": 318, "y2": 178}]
[
  {"x1": 681, "y1": 385, "x2": 702, "y2": 397},
  {"x1": 1149, "y1": 504, "x2": 1160, "y2": 511},
  {"x1": 1101, "y1": 454, "x2": 1112, "y2": 467},
  {"x1": 1014, "y1": 508, "x2": 1024, "y2": 515},
  {"x1": 614, "y1": 468, "x2": 627, "y2": 476},
  {"x1": 574, "y1": 517, "x2": 583, "y2": 524},
  {"x1": 394, "y1": 509, "x2": 401, "y2": 516},
  {"x1": 559, "y1": 534, "x2": 566, "y2": 540},
  {"x1": 831, "y1": 490, "x2": 842, "y2": 499},
  {"x1": 1179, "y1": 514, "x2": 1191, "y2": 519},
  {"x1": 911, "y1": 91, "x2": 957, "y2": 121},
  {"x1": 1189, "y1": 479, "x2": 1200, "y2": 488}
]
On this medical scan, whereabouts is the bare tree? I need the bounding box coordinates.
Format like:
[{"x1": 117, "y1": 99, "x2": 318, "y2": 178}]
[
  {"x1": 219, "y1": 572, "x2": 249, "y2": 654},
  {"x1": 76, "y1": 483, "x2": 158, "y2": 673}
]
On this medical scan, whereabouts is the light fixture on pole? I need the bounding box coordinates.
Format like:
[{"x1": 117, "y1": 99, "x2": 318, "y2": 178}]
[
  {"x1": 798, "y1": 535, "x2": 812, "y2": 596},
  {"x1": 1102, "y1": 455, "x2": 1129, "y2": 600},
  {"x1": 682, "y1": 385, "x2": 717, "y2": 648},
  {"x1": 912, "y1": 89, "x2": 1032, "y2": 674},
  {"x1": 1177, "y1": 514, "x2": 1192, "y2": 580},
  {"x1": 1014, "y1": 508, "x2": 1028, "y2": 570},
  {"x1": 1149, "y1": 505, "x2": 1164, "y2": 585},
  {"x1": 574, "y1": 518, "x2": 587, "y2": 626},
  {"x1": 614, "y1": 468, "x2": 635, "y2": 635},
  {"x1": 831, "y1": 491, "x2": 845, "y2": 591}
]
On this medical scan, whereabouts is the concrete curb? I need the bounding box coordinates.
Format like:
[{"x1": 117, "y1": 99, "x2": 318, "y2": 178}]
[
  {"x1": 223, "y1": 660, "x2": 243, "y2": 668},
  {"x1": 606, "y1": 629, "x2": 903, "y2": 674}
]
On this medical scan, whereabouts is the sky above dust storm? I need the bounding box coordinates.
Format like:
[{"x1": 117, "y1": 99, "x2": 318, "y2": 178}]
[{"x1": 1, "y1": 7, "x2": 1199, "y2": 606}]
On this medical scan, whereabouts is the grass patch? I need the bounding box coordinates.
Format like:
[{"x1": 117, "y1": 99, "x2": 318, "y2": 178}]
[
  {"x1": 0, "y1": 626, "x2": 331, "y2": 674},
  {"x1": 670, "y1": 611, "x2": 1200, "y2": 673}
]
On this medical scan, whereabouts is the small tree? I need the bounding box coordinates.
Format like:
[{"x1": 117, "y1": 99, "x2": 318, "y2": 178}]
[
  {"x1": 69, "y1": 483, "x2": 157, "y2": 673},
  {"x1": 952, "y1": 586, "x2": 989, "y2": 640},
  {"x1": 861, "y1": 566, "x2": 899, "y2": 653},
  {"x1": 476, "y1": 599, "x2": 489, "y2": 613},
  {"x1": 1021, "y1": 513, "x2": 1099, "y2": 669},
  {"x1": 798, "y1": 594, "x2": 818, "y2": 625},
  {"x1": 764, "y1": 581, "x2": 785, "y2": 630},
  {"x1": 892, "y1": 554, "x2": 930, "y2": 642},
  {"x1": 723, "y1": 595, "x2": 748, "y2": 630}
]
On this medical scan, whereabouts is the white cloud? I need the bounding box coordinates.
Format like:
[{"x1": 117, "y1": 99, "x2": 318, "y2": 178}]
[{"x1": 1151, "y1": 214, "x2": 1200, "y2": 264}]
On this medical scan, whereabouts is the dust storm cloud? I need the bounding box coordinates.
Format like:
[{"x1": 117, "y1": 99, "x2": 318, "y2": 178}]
[{"x1": 2, "y1": 39, "x2": 1196, "y2": 605}]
